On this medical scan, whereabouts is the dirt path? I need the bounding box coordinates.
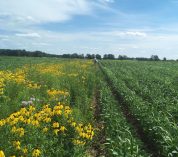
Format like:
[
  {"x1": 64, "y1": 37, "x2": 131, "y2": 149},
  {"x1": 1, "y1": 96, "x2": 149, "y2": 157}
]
[
  {"x1": 88, "y1": 89, "x2": 106, "y2": 157},
  {"x1": 98, "y1": 63, "x2": 164, "y2": 157}
]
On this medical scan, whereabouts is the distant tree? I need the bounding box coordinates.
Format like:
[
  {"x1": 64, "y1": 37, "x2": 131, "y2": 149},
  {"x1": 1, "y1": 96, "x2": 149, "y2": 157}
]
[
  {"x1": 118, "y1": 55, "x2": 123, "y2": 60},
  {"x1": 95, "y1": 54, "x2": 101, "y2": 59},
  {"x1": 103, "y1": 54, "x2": 115, "y2": 59},
  {"x1": 163, "y1": 57, "x2": 167, "y2": 61},
  {"x1": 0, "y1": 49, "x2": 51, "y2": 57},
  {"x1": 103, "y1": 54, "x2": 108, "y2": 59},
  {"x1": 85, "y1": 54, "x2": 95, "y2": 59},
  {"x1": 108, "y1": 54, "x2": 115, "y2": 59},
  {"x1": 118, "y1": 55, "x2": 128, "y2": 60},
  {"x1": 62, "y1": 54, "x2": 71, "y2": 58},
  {"x1": 85, "y1": 54, "x2": 92, "y2": 59},
  {"x1": 78, "y1": 54, "x2": 84, "y2": 59},
  {"x1": 91, "y1": 54, "x2": 95, "y2": 59},
  {"x1": 151, "y1": 55, "x2": 160, "y2": 61},
  {"x1": 71, "y1": 53, "x2": 79, "y2": 58},
  {"x1": 136, "y1": 57, "x2": 150, "y2": 61},
  {"x1": 55, "y1": 53, "x2": 85, "y2": 59}
]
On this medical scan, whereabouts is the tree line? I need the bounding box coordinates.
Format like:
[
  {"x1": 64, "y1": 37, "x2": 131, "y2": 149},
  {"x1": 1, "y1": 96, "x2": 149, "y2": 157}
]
[
  {"x1": 0, "y1": 49, "x2": 58, "y2": 57},
  {"x1": 0, "y1": 49, "x2": 174, "y2": 61}
]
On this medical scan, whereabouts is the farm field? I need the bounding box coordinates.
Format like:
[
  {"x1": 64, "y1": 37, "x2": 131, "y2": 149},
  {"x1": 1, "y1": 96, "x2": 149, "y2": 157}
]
[
  {"x1": 101, "y1": 60, "x2": 178, "y2": 157},
  {"x1": 1, "y1": 57, "x2": 178, "y2": 157}
]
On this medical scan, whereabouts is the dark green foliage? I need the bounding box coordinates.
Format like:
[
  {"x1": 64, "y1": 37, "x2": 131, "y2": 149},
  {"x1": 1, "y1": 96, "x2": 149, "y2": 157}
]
[{"x1": 103, "y1": 54, "x2": 115, "y2": 60}]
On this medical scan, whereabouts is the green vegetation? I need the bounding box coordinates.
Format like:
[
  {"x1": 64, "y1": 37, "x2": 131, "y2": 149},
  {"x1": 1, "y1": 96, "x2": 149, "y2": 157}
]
[
  {"x1": 101, "y1": 60, "x2": 178, "y2": 157},
  {"x1": 1, "y1": 57, "x2": 178, "y2": 157},
  {"x1": 99, "y1": 80, "x2": 149, "y2": 157},
  {"x1": 0, "y1": 57, "x2": 96, "y2": 157}
]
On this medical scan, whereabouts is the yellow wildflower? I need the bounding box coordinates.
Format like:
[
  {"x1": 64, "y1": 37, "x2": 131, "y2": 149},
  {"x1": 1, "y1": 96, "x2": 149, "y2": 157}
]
[
  {"x1": 55, "y1": 110, "x2": 62, "y2": 116},
  {"x1": 54, "y1": 129, "x2": 59, "y2": 135},
  {"x1": 0, "y1": 120, "x2": 5, "y2": 127},
  {"x1": 71, "y1": 122, "x2": 76, "y2": 127},
  {"x1": 43, "y1": 117, "x2": 51, "y2": 123},
  {"x1": 42, "y1": 127, "x2": 48, "y2": 133},
  {"x1": 73, "y1": 139, "x2": 86, "y2": 145},
  {"x1": 31, "y1": 120, "x2": 39, "y2": 127},
  {"x1": 11, "y1": 126, "x2": 17, "y2": 133},
  {"x1": 22, "y1": 147, "x2": 28, "y2": 154},
  {"x1": 60, "y1": 126, "x2": 66, "y2": 132},
  {"x1": 0, "y1": 150, "x2": 5, "y2": 157},
  {"x1": 32, "y1": 149, "x2": 41, "y2": 157},
  {"x1": 13, "y1": 141, "x2": 21, "y2": 150},
  {"x1": 52, "y1": 122, "x2": 59, "y2": 128},
  {"x1": 29, "y1": 106, "x2": 35, "y2": 112},
  {"x1": 18, "y1": 128, "x2": 25, "y2": 137}
]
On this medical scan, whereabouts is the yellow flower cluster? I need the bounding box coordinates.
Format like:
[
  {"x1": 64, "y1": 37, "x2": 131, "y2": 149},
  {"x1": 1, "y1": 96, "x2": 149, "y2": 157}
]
[
  {"x1": 80, "y1": 61, "x2": 93, "y2": 69},
  {"x1": 26, "y1": 82, "x2": 41, "y2": 89},
  {"x1": 0, "y1": 69, "x2": 26, "y2": 85},
  {"x1": 0, "y1": 76, "x2": 5, "y2": 95},
  {"x1": 35, "y1": 63, "x2": 65, "y2": 76},
  {"x1": 0, "y1": 146, "x2": 39, "y2": 157},
  {"x1": 47, "y1": 89, "x2": 69, "y2": 99},
  {"x1": 73, "y1": 139, "x2": 86, "y2": 145},
  {"x1": 11, "y1": 126, "x2": 25, "y2": 137},
  {"x1": 0, "y1": 60, "x2": 93, "y2": 97},
  {"x1": 75, "y1": 123, "x2": 94, "y2": 140},
  {"x1": 13, "y1": 141, "x2": 21, "y2": 150},
  {"x1": 0, "y1": 68, "x2": 40, "y2": 96},
  {"x1": 0, "y1": 102, "x2": 94, "y2": 156},
  {"x1": 0, "y1": 60, "x2": 95, "y2": 156},
  {"x1": 34, "y1": 61, "x2": 92, "y2": 78}
]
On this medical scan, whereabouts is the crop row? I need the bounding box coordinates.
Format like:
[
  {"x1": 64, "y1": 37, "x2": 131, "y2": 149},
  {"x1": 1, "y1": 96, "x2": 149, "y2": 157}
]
[
  {"x1": 99, "y1": 80, "x2": 149, "y2": 157},
  {"x1": 101, "y1": 60, "x2": 178, "y2": 157}
]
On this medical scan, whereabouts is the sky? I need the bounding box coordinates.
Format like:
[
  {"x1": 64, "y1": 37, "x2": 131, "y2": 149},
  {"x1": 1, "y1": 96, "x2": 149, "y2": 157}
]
[{"x1": 1, "y1": 0, "x2": 178, "y2": 59}]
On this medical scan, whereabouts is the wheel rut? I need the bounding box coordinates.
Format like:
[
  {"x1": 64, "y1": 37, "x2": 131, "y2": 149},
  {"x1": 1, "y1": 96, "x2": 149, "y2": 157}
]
[{"x1": 89, "y1": 89, "x2": 106, "y2": 157}]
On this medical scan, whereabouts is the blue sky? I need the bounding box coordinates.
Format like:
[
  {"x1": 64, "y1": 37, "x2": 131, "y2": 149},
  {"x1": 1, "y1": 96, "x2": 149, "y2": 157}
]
[{"x1": 1, "y1": 0, "x2": 178, "y2": 59}]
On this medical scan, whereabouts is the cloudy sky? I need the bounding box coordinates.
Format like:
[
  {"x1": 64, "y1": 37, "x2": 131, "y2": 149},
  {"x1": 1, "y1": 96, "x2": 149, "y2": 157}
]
[{"x1": 1, "y1": 0, "x2": 178, "y2": 59}]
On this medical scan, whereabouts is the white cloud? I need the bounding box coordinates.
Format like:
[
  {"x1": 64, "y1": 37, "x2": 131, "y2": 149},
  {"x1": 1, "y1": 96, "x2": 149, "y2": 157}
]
[
  {"x1": 0, "y1": 35, "x2": 9, "y2": 41},
  {"x1": 96, "y1": 31, "x2": 147, "y2": 38},
  {"x1": 1, "y1": 38, "x2": 9, "y2": 41},
  {"x1": 0, "y1": 0, "x2": 93, "y2": 24},
  {"x1": 15, "y1": 33, "x2": 41, "y2": 38},
  {"x1": 0, "y1": 0, "x2": 116, "y2": 35},
  {"x1": 32, "y1": 42, "x2": 51, "y2": 46},
  {"x1": 0, "y1": 35, "x2": 9, "y2": 38},
  {"x1": 132, "y1": 45, "x2": 139, "y2": 49},
  {"x1": 125, "y1": 31, "x2": 147, "y2": 37},
  {"x1": 98, "y1": 0, "x2": 115, "y2": 4},
  {"x1": 103, "y1": 0, "x2": 115, "y2": 3}
]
